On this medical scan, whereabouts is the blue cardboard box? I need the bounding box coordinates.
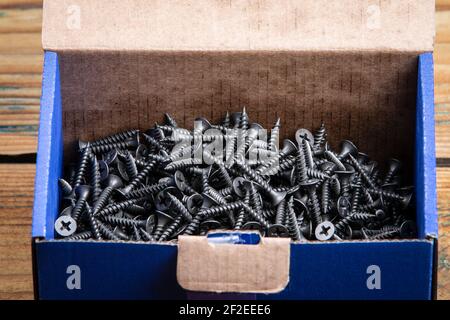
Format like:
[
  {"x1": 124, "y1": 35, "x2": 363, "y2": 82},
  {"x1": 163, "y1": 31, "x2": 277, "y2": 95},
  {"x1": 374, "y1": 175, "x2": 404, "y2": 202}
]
[{"x1": 32, "y1": 0, "x2": 438, "y2": 299}]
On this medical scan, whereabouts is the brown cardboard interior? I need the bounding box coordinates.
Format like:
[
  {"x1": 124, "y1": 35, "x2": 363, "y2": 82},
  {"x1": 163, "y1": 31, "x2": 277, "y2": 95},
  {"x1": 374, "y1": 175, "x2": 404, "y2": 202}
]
[
  {"x1": 60, "y1": 51, "x2": 418, "y2": 177},
  {"x1": 177, "y1": 233, "x2": 290, "y2": 293}
]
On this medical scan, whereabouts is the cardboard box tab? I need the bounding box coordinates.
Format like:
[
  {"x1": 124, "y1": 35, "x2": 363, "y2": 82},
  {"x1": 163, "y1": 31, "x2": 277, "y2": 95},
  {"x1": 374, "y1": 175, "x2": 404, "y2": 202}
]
[
  {"x1": 177, "y1": 234, "x2": 290, "y2": 293},
  {"x1": 43, "y1": 0, "x2": 434, "y2": 52}
]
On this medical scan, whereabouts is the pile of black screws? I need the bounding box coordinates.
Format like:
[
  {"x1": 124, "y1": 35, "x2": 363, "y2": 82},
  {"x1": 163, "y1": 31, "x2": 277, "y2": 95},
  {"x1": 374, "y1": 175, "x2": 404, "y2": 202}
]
[{"x1": 55, "y1": 109, "x2": 416, "y2": 242}]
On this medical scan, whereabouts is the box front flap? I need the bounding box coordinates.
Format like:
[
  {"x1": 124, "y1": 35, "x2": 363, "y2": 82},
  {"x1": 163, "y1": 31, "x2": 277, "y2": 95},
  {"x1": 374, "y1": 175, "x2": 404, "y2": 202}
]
[
  {"x1": 177, "y1": 233, "x2": 290, "y2": 293},
  {"x1": 42, "y1": 0, "x2": 435, "y2": 52}
]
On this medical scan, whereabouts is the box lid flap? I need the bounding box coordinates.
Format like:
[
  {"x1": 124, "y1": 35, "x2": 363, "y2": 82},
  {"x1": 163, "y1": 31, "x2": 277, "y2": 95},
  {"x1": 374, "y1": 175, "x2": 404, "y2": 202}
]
[
  {"x1": 42, "y1": 0, "x2": 435, "y2": 52},
  {"x1": 177, "y1": 232, "x2": 290, "y2": 293}
]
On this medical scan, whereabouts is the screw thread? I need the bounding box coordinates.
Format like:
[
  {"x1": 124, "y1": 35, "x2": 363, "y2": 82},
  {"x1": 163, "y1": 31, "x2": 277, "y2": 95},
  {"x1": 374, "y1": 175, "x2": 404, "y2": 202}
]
[
  {"x1": 351, "y1": 175, "x2": 363, "y2": 214},
  {"x1": 307, "y1": 190, "x2": 322, "y2": 227},
  {"x1": 165, "y1": 158, "x2": 199, "y2": 171},
  {"x1": 132, "y1": 224, "x2": 142, "y2": 241},
  {"x1": 313, "y1": 123, "x2": 326, "y2": 150},
  {"x1": 96, "y1": 220, "x2": 121, "y2": 240},
  {"x1": 59, "y1": 179, "x2": 73, "y2": 196},
  {"x1": 241, "y1": 202, "x2": 270, "y2": 229},
  {"x1": 324, "y1": 151, "x2": 346, "y2": 171},
  {"x1": 348, "y1": 155, "x2": 377, "y2": 189},
  {"x1": 268, "y1": 121, "x2": 280, "y2": 152},
  {"x1": 167, "y1": 193, "x2": 192, "y2": 222},
  {"x1": 296, "y1": 147, "x2": 308, "y2": 184},
  {"x1": 91, "y1": 139, "x2": 136, "y2": 154},
  {"x1": 90, "y1": 156, "x2": 101, "y2": 203},
  {"x1": 306, "y1": 168, "x2": 329, "y2": 180},
  {"x1": 275, "y1": 198, "x2": 287, "y2": 225},
  {"x1": 121, "y1": 150, "x2": 138, "y2": 180},
  {"x1": 91, "y1": 130, "x2": 138, "y2": 147},
  {"x1": 66, "y1": 231, "x2": 93, "y2": 240},
  {"x1": 218, "y1": 186, "x2": 234, "y2": 197},
  {"x1": 126, "y1": 181, "x2": 168, "y2": 199},
  {"x1": 235, "y1": 191, "x2": 250, "y2": 230},
  {"x1": 287, "y1": 197, "x2": 302, "y2": 241},
  {"x1": 100, "y1": 215, "x2": 143, "y2": 228},
  {"x1": 92, "y1": 187, "x2": 113, "y2": 214},
  {"x1": 71, "y1": 199, "x2": 87, "y2": 222},
  {"x1": 96, "y1": 198, "x2": 141, "y2": 217},
  {"x1": 126, "y1": 159, "x2": 157, "y2": 192},
  {"x1": 164, "y1": 113, "x2": 178, "y2": 128},
  {"x1": 159, "y1": 216, "x2": 184, "y2": 241},
  {"x1": 321, "y1": 180, "x2": 331, "y2": 214},
  {"x1": 73, "y1": 147, "x2": 91, "y2": 189}
]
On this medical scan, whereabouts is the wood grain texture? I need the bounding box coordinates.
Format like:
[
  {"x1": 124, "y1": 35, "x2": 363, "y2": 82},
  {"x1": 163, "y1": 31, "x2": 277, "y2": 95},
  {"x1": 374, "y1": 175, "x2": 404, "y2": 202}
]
[
  {"x1": 0, "y1": 164, "x2": 35, "y2": 300},
  {"x1": 0, "y1": 1, "x2": 449, "y2": 301}
]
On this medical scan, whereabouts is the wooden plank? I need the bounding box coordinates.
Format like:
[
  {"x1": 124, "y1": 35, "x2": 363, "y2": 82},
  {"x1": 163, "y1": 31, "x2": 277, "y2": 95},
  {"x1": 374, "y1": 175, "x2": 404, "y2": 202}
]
[
  {"x1": 437, "y1": 0, "x2": 450, "y2": 10},
  {"x1": 435, "y1": 104, "x2": 450, "y2": 159},
  {"x1": 0, "y1": 33, "x2": 41, "y2": 54},
  {"x1": 0, "y1": 54, "x2": 42, "y2": 74},
  {"x1": 0, "y1": 164, "x2": 34, "y2": 300},
  {"x1": 436, "y1": 10, "x2": 450, "y2": 44},
  {"x1": 0, "y1": 8, "x2": 42, "y2": 33},
  {"x1": 437, "y1": 167, "x2": 450, "y2": 300},
  {"x1": 0, "y1": 134, "x2": 37, "y2": 154},
  {"x1": 0, "y1": 86, "x2": 40, "y2": 98},
  {"x1": 0, "y1": 0, "x2": 42, "y2": 9},
  {"x1": 0, "y1": 73, "x2": 41, "y2": 87},
  {"x1": 0, "y1": 97, "x2": 40, "y2": 105}
]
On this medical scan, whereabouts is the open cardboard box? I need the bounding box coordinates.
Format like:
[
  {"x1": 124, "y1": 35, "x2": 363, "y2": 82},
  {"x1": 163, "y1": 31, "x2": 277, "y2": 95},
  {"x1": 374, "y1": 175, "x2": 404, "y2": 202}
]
[{"x1": 32, "y1": 0, "x2": 438, "y2": 299}]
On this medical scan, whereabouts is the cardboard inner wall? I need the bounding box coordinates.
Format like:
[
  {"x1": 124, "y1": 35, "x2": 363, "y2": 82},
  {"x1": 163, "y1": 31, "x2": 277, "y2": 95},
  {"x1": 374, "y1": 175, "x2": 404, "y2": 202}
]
[{"x1": 59, "y1": 51, "x2": 418, "y2": 175}]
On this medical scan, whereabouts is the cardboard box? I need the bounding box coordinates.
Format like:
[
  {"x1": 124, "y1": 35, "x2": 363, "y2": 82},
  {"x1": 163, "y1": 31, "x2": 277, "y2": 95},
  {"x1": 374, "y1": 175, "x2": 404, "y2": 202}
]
[{"x1": 32, "y1": 0, "x2": 438, "y2": 299}]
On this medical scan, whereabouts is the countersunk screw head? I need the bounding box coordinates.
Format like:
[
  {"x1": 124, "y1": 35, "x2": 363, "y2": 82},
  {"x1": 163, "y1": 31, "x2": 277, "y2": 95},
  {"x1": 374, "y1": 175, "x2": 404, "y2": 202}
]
[
  {"x1": 337, "y1": 196, "x2": 351, "y2": 217},
  {"x1": 199, "y1": 220, "x2": 222, "y2": 234},
  {"x1": 55, "y1": 215, "x2": 77, "y2": 237},
  {"x1": 98, "y1": 160, "x2": 109, "y2": 181},
  {"x1": 315, "y1": 221, "x2": 335, "y2": 241},
  {"x1": 145, "y1": 215, "x2": 156, "y2": 234},
  {"x1": 295, "y1": 129, "x2": 314, "y2": 147},
  {"x1": 337, "y1": 140, "x2": 358, "y2": 160},
  {"x1": 400, "y1": 220, "x2": 416, "y2": 238},
  {"x1": 102, "y1": 174, "x2": 123, "y2": 189},
  {"x1": 103, "y1": 149, "x2": 118, "y2": 165},
  {"x1": 174, "y1": 170, "x2": 189, "y2": 192},
  {"x1": 280, "y1": 139, "x2": 298, "y2": 156},
  {"x1": 232, "y1": 177, "x2": 247, "y2": 198},
  {"x1": 267, "y1": 224, "x2": 289, "y2": 237},
  {"x1": 75, "y1": 185, "x2": 91, "y2": 200},
  {"x1": 186, "y1": 194, "x2": 204, "y2": 213},
  {"x1": 242, "y1": 221, "x2": 265, "y2": 235}
]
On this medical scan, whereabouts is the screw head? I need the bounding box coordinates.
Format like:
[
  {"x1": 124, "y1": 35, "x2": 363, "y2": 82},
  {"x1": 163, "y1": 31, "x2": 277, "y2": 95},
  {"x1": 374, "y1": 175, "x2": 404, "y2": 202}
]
[
  {"x1": 103, "y1": 174, "x2": 123, "y2": 189},
  {"x1": 315, "y1": 221, "x2": 335, "y2": 241},
  {"x1": 145, "y1": 215, "x2": 156, "y2": 234},
  {"x1": 295, "y1": 129, "x2": 314, "y2": 147},
  {"x1": 103, "y1": 149, "x2": 118, "y2": 165},
  {"x1": 338, "y1": 140, "x2": 358, "y2": 159},
  {"x1": 155, "y1": 210, "x2": 174, "y2": 227},
  {"x1": 267, "y1": 224, "x2": 289, "y2": 237},
  {"x1": 174, "y1": 170, "x2": 189, "y2": 192},
  {"x1": 337, "y1": 196, "x2": 351, "y2": 217},
  {"x1": 242, "y1": 221, "x2": 265, "y2": 235},
  {"x1": 199, "y1": 220, "x2": 222, "y2": 234},
  {"x1": 98, "y1": 160, "x2": 109, "y2": 181},
  {"x1": 186, "y1": 194, "x2": 204, "y2": 213},
  {"x1": 400, "y1": 220, "x2": 416, "y2": 238},
  {"x1": 232, "y1": 177, "x2": 247, "y2": 198},
  {"x1": 281, "y1": 139, "x2": 298, "y2": 155},
  {"x1": 55, "y1": 215, "x2": 77, "y2": 237},
  {"x1": 117, "y1": 160, "x2": 130, "y2": 181},
  {"x1": 75, "y1": 185, "x2": 91, "y2": 199}
]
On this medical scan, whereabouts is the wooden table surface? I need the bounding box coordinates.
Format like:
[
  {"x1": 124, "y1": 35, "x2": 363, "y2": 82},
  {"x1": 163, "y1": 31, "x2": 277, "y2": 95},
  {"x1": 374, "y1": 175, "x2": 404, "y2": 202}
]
[{"x1": 0, "y1": 0, "x2": 449, "y2": 300}]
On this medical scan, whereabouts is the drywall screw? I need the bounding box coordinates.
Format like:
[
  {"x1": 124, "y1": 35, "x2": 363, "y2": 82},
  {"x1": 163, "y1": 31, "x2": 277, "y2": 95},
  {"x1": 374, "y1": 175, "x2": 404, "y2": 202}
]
[
  {"x1": 153, "y1": 211, "x2": 175, "y2": 240},
  {"x1": 59, "y1": 178, "x2": 73, "y2": 196},
  {"x1": 167, "y1": 193, "x2": 193, "y2": 222},
  {"x1": 90, "y1": 129, "x2": 138, "y2": 147},
  {"x1": 383, "y1": 158, "x2": 402, "y2": 185},
  {"x1": 313, "y1": 123, "x2": 326, "y2": 150},
  {"x1": 315, "y1": 221, "x2": 336, "y2": 241},
  {"x1": 268, "y1": 118, "x2": 281, "y2": 152},
  {"x1": 234, "y1": 158, "x2": 286, "y2": 205},
  {"x1": 71, "y1": 185, "x2": 91, "y2": 222},
  {"x1": 164, "y1": 113, "x2": 178, "y2": 128},
  {"x1": 348, "y1": 154, "x2": 377, "y2": 189},
  {"x1": 95, "y1": 198, "x2": 143, "y2": 217},
  {"x1": 85, "y1": 203, "x2": 102, "y2": 240},
  {"x1": 89, "y1": 156, "x2": 102, "y2": 203},
  {"x1": 267, "y1": 198, "x2": 288, "y2": 237},
  {"x1": 65, "y1": 231, "x2": 93, "y2": 240},
  {"x1": 120, "y1": 158, "x2": 158, "y2": 194},
  {"x1": 159, "y1": 215, "x2": 184, "y2": 241},
  {"x1": 300, "y1": 179, "x2": 322, "y2": 227},
  {"x1": 295, "y1": 128, "x2": 314, "y2": 147},
  {"x1": 88, "y1": 137, "x2": 139, "y2": 155},
  {"x1": 54, "y1": 215, "x2": 77, "y2": 237},
  {"x1": 286, "y1": 197, "x2": 304, "y2": 241},
  {"x1": 72, "y1": 145, "x2": 91, "y2": 189}
]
